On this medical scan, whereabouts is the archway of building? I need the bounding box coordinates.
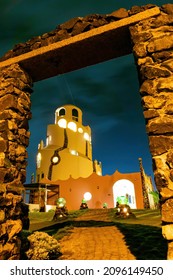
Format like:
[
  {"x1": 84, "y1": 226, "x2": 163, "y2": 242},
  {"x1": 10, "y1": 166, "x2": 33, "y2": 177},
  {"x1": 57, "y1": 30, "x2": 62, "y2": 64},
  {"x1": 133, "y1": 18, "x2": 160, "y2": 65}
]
[{"x1": 113, "y1": 179, "x2": 137, "y2": 209}]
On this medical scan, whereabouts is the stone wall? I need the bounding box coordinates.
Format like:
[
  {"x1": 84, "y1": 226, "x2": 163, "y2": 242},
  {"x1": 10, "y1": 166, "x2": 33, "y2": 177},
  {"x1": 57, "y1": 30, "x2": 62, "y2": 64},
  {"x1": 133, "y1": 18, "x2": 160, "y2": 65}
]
[
  {"x1": 0, "y1": 3, "x2": 173, "y2": 260},
  {"x1": 0, "y1": 4, "x2": 156, "y2": 63},
  {"x1": 0, "y1": 64, "x2": 32, "y2": 259},
  {"x1": 129, "y1": 4, "x2": 173, "y2": 259}
]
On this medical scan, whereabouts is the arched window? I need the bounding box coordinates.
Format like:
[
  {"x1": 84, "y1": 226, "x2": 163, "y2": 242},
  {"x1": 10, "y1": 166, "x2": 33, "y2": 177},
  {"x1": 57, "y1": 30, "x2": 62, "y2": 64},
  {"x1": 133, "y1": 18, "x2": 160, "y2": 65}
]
[
  {"x1": 59, "y1": 108, "x2": 65, "y2": 116},
  {"x1": 72, "y1": 108, "x2": 78, "y2": 121}
]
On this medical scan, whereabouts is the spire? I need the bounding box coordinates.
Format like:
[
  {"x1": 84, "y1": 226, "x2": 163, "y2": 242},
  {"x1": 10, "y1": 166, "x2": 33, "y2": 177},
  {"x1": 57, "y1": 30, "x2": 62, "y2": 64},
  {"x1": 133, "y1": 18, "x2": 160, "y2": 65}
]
[{"x1": 138, "y1": 158, "x2": 150, "y2": 208}]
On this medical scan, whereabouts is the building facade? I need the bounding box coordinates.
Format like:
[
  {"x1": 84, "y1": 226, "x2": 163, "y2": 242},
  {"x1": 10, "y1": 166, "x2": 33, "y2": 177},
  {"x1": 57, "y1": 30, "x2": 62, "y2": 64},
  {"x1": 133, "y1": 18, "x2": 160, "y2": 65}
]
[
  {"x1": 36, "y1": 104, "x2": 102, "y2": 182},
  {"x1": 27, "y1": 104, "x2": 155, "y2": 211}
]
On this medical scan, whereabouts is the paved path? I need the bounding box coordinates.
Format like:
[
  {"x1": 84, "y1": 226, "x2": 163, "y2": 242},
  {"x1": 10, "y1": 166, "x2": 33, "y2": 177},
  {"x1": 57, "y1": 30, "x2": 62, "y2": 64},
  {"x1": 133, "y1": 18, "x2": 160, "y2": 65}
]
[{"x1": 59, "y1": 209, "x2": 136, "y2": 260}]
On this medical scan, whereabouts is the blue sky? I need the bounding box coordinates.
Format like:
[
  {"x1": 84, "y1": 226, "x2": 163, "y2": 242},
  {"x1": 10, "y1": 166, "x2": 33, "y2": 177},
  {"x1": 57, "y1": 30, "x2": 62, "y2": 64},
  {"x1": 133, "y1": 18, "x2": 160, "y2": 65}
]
[{"x1": 0, "y1": 0, "x2": 167, "y2": 183}]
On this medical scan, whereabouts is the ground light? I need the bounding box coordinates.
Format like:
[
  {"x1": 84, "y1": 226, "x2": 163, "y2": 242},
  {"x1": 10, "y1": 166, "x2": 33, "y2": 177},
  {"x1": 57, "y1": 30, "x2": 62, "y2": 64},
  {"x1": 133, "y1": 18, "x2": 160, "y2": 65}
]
[
  {"x1": 115, "y1": 204, "x2": 136, "y2": 219},
  {"x1": 80, "y1": 198, "x2": 88, "y2": 210},
  {"x1": 52, "y1": 197, "x2": 68, "y2": 220}
]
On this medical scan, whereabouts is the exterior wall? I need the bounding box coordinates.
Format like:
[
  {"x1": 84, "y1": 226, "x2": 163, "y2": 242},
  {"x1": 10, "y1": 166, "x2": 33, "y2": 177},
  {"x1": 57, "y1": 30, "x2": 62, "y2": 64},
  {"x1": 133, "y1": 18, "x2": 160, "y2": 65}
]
[
  {"x1": 41, "y1": 170, "x2": 144, "y2": 210},
  {"x1": 0, "y1": 64, "x2": 32, "y2": 259},
  {"x1": 129, "y1": 4, "x2": 173, "y2": 259},
  {"x1": 36, "y1": 104, "x2": 101, "y2": 181}
]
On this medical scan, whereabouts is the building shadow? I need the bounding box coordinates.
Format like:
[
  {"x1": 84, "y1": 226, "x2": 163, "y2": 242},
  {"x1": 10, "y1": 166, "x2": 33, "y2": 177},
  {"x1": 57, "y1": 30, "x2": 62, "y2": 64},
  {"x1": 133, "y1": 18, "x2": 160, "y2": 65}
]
[{"x1": 114, "y1": 222, "x2": 168, "y2": 260}]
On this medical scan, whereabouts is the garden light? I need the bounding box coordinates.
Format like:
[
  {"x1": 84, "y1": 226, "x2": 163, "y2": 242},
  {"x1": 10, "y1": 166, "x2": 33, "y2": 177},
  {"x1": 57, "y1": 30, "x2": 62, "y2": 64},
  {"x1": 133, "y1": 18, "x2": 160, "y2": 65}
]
[
  {"x1": 84, "y1": 192, "x2": 92, "y2": 201},
  {"x1": 56, "y1": 197, "x2": 66, "y2": 208}
]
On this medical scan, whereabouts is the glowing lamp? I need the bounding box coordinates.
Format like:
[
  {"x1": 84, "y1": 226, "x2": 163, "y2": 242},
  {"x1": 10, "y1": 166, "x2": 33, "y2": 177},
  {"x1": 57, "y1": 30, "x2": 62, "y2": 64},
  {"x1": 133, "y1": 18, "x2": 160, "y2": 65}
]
[
  {"x1": 58, "y1": 118, "x2": 67, "y2": 128},
  {"x1": 68, "y1": 121, "x2": 77, "y2": 132},
  {"x1": 84, "y1": 132, "x2": 90, "y2": 141},
  {"x1": 56, "y1": 197, "x2": 66, "y2": 208},
  {"x1": 78, "y1": 127, "x2": 83, "y2": 133},
  {"x1": 84, "y1": 192, "x2": 92, "y2": 201},
  {"x1": 36, "y1": 153, "x2": 41, "y2": 168},
  {"x1": 52, "y1": 156, "x2": 59, "y2": 164}
]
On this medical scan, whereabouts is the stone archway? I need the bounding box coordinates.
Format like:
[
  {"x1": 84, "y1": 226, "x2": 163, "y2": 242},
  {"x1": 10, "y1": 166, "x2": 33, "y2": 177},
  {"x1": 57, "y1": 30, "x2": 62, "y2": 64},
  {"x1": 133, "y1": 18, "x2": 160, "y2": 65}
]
[{"x1": 0, "y1": 4, "x2": 173, "y2": 259}]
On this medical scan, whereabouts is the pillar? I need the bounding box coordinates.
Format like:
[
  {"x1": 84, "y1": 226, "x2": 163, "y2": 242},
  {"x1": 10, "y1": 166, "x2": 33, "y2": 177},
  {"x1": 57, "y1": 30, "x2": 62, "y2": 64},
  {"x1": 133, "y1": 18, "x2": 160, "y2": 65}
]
[
  {"x1": 0, "y1": 63, "x2": 33, "y2": 259},
  {"x1": 130, "y1": 4, "x2": 173, "y2": 259}
]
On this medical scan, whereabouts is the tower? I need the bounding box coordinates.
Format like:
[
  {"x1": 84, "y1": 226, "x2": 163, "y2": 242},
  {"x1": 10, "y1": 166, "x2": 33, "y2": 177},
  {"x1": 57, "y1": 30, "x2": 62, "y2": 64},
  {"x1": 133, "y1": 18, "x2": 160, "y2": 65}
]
[{"x1": 36, "y1": 104, "x2": 102, "y2": 182}]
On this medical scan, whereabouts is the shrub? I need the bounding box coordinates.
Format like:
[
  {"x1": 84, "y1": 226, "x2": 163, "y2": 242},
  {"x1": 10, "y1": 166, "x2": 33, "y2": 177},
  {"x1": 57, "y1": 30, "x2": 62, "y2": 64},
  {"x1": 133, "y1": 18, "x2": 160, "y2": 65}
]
[{"x1": 26, "y1": 231, "x2": 61, "y2": 260}]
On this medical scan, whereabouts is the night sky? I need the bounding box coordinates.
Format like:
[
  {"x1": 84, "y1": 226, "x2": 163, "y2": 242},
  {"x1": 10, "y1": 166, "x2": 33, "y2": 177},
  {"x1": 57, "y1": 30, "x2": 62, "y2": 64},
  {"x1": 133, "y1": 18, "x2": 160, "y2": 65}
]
[{"x1": 0, "y1": 0, "x2": 167, "y2": 184}]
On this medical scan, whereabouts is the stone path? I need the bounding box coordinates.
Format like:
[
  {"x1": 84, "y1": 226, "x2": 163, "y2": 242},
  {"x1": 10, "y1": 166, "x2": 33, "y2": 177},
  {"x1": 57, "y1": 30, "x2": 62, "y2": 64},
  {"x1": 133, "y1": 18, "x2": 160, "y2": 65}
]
[{"x1": 59, "y1": 209, "x2": 136, "y2": 260}]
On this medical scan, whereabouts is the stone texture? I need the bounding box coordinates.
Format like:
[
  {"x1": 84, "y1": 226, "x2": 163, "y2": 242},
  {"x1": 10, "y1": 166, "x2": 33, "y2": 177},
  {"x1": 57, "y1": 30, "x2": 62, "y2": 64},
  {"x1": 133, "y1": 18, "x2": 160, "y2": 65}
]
[
  {"x1": 108, "y1": 8, "x2": 129, "y2": 19},
  {"x1": 130, "y1": 3, "x2": 173, "y2": 259},
  {"x1": 0, "y1": 63, "x2": 32, "y2": 260},
  {"x1": 147, "y1": 115, "x2": 173, "y2": 135},
  {"x1": 162, "y1": 199, "x2": 173, "y2": 222},
  {"x1": 160, "y1": 187, "x2": 173, "y2": 200},
  {"x1": 167, "y1": 241, "x2": 173, "y2": 260},
  {"x1": 162, "y1": 224, "x2": 173, "y2": 240}
]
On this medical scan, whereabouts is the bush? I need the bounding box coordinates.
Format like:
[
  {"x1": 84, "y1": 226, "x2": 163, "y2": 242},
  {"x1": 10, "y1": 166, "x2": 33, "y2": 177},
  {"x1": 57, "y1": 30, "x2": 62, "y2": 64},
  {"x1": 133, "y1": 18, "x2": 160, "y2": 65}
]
[
  {"x1": 20, "y1": 230, "x2": 32, "y2": 260},
  {"x1": 26, "y1": 231, "x2": 62, "y2": 260}
]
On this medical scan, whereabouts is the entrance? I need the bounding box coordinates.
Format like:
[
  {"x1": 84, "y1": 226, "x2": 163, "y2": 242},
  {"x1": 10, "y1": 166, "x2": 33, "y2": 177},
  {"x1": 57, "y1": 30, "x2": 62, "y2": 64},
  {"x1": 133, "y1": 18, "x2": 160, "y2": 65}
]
[{"x1": 113, "y1": 179, "x2": 137, "y2": 209}]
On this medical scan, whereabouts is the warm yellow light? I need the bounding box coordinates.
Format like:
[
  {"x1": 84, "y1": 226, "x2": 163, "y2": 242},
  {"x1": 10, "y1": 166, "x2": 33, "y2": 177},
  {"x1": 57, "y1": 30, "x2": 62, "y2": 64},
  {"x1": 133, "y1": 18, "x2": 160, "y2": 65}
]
[
  {"x1": 70, "y1": 150, "x2": 78, "y2": 156},
  {"x1": 84, "y1": 132, "x2": 90, "y2": 141},
  {"x1": 84, "y1": 192, "x2": 92, "y2": 201},
  {"x1": 58, "y1": 118, "x2": 67, "y2": 128},
  {"x1": 68, "y1": 121, "x2": 77, "y2": 132},
  {"x1": 36, "y1": 153, "x2": 41, "y2": 168},
  {"x1": 78, "y1": 127, "x2": 83, "y2": 133},
  {"x1": 52, "y1": 156, "x2": 59, "y2": 164}
]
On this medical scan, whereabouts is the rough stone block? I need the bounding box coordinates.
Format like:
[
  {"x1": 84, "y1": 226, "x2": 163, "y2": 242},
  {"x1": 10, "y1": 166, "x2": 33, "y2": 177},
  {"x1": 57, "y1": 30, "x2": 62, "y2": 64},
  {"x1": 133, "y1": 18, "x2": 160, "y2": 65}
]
[
  {"x1": 154, "y1": 171, "x2": 169, "y2": 190},
  {"x1": 147, "y1": 115, "x2": 173, "y2": 134},
  {"x1": 140, "y1": 79, "x2": 156, "y2": 96},
  {"x1": 140, "y1": 65, "x2": 171, "y2": 80},
  {"x1": 162, "y1": 198, "x2": 173, "y2": 222},
  {"x1": 166, "y1": 150, "x2": 173, "y2": 168},
  {"x1": 157, "y1": 76, "x2": 173, "y2": 92},
  {"x1": 160, "y1": 187, "x2": 173, "y2": 199},
  {"x1": 167, "y1": 241, "x2": 173, "y2": 260},
  {"x1": 0, "y1": 95, "x2": 17, "y2": 112},
  {"x1": 162, "y1": 224, "x2": 173, "y2": 240},
  {"x1": 149, "y1": 135, "x2": 173, "y2": 156},
  {"x1": 143, "y1": 109, "x2": 159, "y2": 120},
  {"x1": 147, "y1": 35, "x2": 173, "y2": 53},
  {"x1": 142, "y1": 95, "x2": 166, "y2": 110},
  {"x1": 161, "y1": 4, "x2": 173, "y2": 15}
]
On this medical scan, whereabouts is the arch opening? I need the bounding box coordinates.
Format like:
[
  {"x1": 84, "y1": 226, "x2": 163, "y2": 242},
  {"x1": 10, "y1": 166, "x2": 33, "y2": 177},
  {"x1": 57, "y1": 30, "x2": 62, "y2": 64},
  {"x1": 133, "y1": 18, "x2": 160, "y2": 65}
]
[{"x1": 113, "y1": 179, "x2": 137, "y2": 209}]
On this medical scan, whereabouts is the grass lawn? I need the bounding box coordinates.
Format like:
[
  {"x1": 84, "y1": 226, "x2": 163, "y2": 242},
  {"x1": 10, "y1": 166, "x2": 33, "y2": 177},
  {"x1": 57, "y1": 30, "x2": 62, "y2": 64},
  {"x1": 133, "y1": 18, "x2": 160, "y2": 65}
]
[
  {"x1": 29, "y1": 208, "x2": 167, "y2": 260},
  {"x1": 110, "y1": 209, "x2": 167, "y2": 260}
]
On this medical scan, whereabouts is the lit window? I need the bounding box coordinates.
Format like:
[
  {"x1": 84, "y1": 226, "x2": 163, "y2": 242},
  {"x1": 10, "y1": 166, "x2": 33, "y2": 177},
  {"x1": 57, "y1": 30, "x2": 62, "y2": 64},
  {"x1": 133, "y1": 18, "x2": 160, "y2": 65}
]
[
  {"x1": 97, "y1": 171, "x2": 102, "y2": 176},
  {"x1": 78, "y1": 127, "x2": 83, "y2": 133},
  {"x1": 70, "y1": 150, "x2": 78, "y2": 156},
  {"x1": 84, "y1": 132, "x2": 90, "y2": 141},
  {"x1": 52, "y1": 156, "x2": 59, "y2": 164},
  {"x1": 58, "y1": 119, "x2": 67, "y2": 128},
  {"x1": 46, "y1": 136, "x2": 51, "y2": 145},
  {"x1": 84, "y1": 192, "x2": 92, "y2": 201},
  {"x1": 36, "y1": 153, "x2": 41, "y2": 168},
  {"x1": 68, "y1": 121, "x2": 77, "y2": 132}
]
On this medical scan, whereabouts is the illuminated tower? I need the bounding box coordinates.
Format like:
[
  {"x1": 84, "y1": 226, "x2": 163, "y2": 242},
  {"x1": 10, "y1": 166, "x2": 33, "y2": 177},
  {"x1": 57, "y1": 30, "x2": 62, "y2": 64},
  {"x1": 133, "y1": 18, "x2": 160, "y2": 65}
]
[{"x1": 36, "y1": 104, "x2": 102, "y2": 182}]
